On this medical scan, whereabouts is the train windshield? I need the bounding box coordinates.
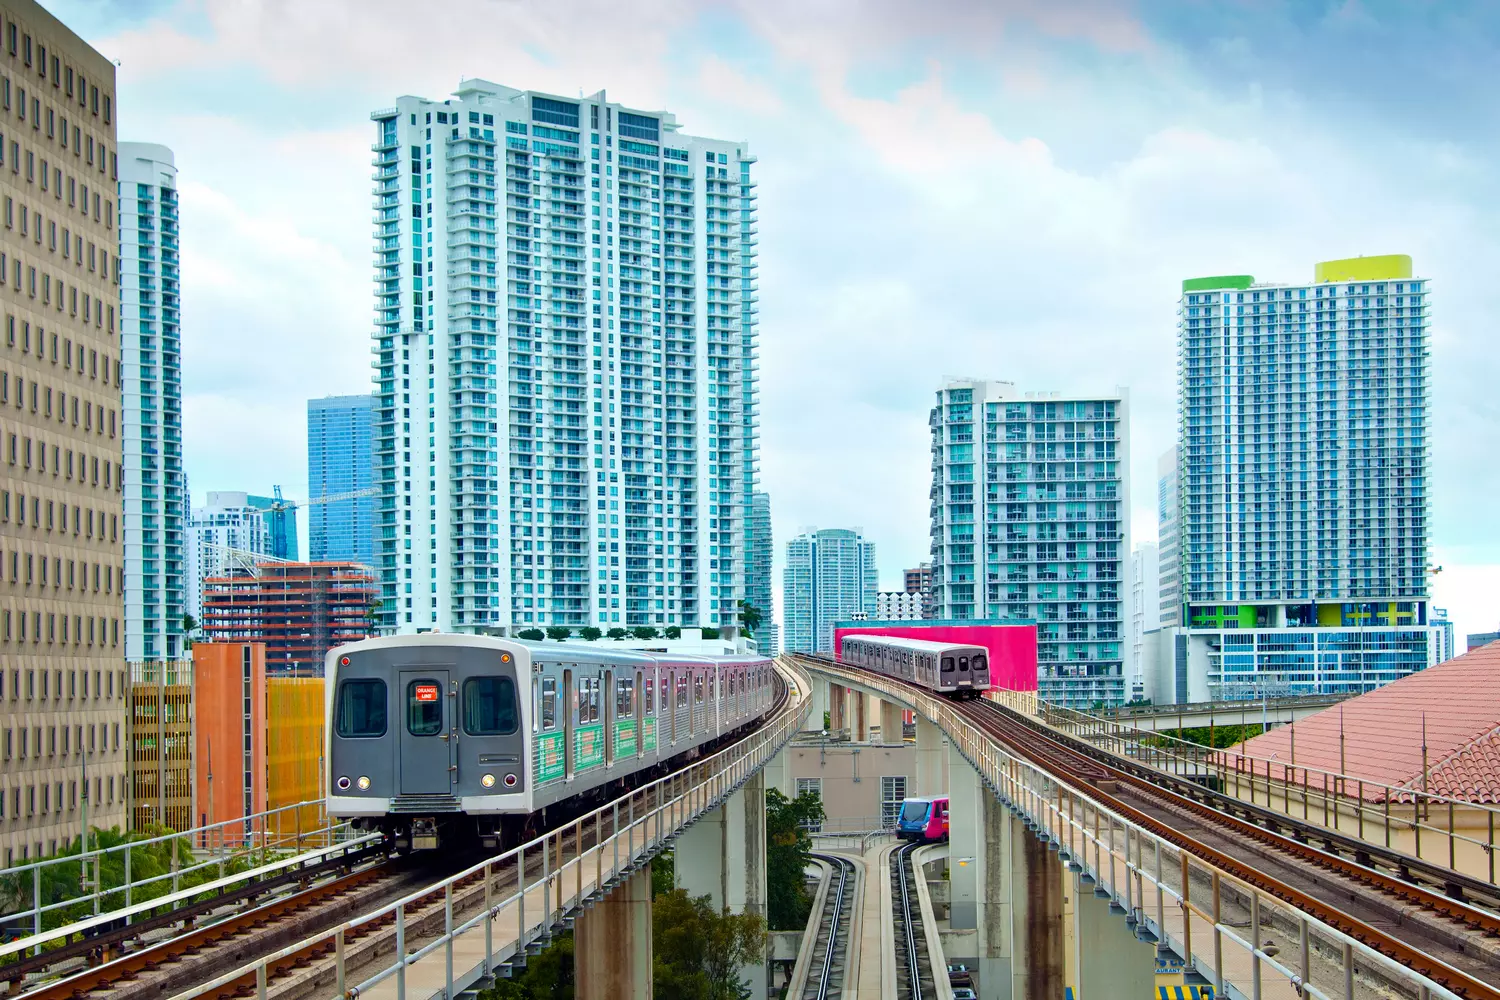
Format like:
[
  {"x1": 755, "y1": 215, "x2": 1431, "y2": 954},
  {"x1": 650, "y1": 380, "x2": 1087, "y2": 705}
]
[
  {"x1": 336, "y1": 679, "x2": 387, "y2": 738},
  {"x1": 972, "y1": 654, "x2": 988, "y2": 675},
  {"x1": 900, "y1": 800, "x2": 931, "y2": 823},
  {"x1": 940, "y1": 657, "x2": 955, "y2": 673},
  {"x1": 463, "y1": 676, "x2": 519, "y2": 735}
]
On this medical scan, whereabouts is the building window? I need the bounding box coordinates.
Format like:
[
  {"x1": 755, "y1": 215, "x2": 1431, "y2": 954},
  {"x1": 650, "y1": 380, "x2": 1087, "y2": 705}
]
[{"x1": 880, "y1": 775, "x2": 908, "y2": 829}]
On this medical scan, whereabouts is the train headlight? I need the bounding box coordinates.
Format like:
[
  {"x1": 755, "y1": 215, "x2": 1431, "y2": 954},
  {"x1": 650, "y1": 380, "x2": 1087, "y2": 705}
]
[
  {"x1": 481, "y1": 773, "x2": 496, "y2": 788},
  {"x1": 336, "y1": 776, "x2": 351, "y2": 790},
  {"x1": 356, "y1": 776, "x2": 371, "y2": 790}
]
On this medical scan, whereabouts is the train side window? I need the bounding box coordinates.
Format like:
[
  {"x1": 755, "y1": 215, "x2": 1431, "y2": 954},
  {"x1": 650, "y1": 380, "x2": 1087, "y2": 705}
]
[
  {"x1": 584, "y1": 677, "x2": 600, "y2": 723},
  {"x1": 540, "y1": 678, "x2": 558, "y2": 730},
  {"x1": 463, "y1": 677, "x2": 518, "y2": 736},
  {"x1": 677, "y1": 675, "x2": 688, "y2": 708},
  {"x1": 335, "y1": 679, "x2": 386, "y2": 738},
  {"x1": 941, "y1": 657, "x2": 955, "y2": 673},
  {"x1": 617, "y1": 678, "x2": 634, "y2": 719},
  {"x1": 644, "y1": 676, "x2": 654, "y2": 715},
  {"x1": 693, "y1": 674, "x2": 704, "y2": 704},
  {"x1": 406, "y1": 679, "x2": 443, "y2": 736}
]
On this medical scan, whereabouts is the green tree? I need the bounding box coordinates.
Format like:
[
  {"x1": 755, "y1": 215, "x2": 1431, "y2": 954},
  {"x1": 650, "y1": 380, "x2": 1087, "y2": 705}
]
[
  {"x1": 362, "y1": 600, "x2": 382, "y2": 633},
  {"x1": 481, "y1": 933, "x2": 574, "y2": 1000},
  {"x1": 736, "y1": 601, "x2": 761, "y2": 638},
  {"x1": 180, "y1": 613, "x2": 200, "y2": 649},
  {"x1": 518, "y1": 628, "x2": 546, "y2": 641},
  {"x1": 664, "y1": 626, "x2": 682, "y2": 640},
  {"x1": 653, "y1": 889, "x2": 765, "y2": 1000},
  {"x1": 545, "y1": 626, "x2": 572, "y2": 642},
  {"x1": 606, "y1": 627, "x2": 628, "y2": 640},
  {"x1": 699, "y1": 626, "x2": 720, "y2": 640},
  {"x1": 578, "y1": 626, "x2": 602, "y2": 642},
  {"x1": 651, "y1": 850, "x2": 676, "y2": 897},
  {"x1": 765, "y1": 788, "x2": 824, "y2": 930},
  {"x1": 632, "y1": 626, "x2": 659, "y2": 640}
]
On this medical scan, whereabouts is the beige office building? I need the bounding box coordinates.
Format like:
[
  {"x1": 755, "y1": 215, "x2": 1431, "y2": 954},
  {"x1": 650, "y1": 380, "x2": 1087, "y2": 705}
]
[{"x1": 0, "y1": 0, "x2": 124, "y2": 864}]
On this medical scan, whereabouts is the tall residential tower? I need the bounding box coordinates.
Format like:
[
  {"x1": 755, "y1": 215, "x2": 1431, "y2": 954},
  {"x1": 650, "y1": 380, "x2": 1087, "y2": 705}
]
[
  {"x1": 370, "y1": 82, "x2": 759, "y2": 633},
  {"x1": 782, "y1": 528, "x2": 877, "y2": 653},
  {"x1": 745, "y1": 491, "x2": 776, "y2": 653},
  {"x1": 0, "y1": 2, "x2": 127, "y2": 861},
  {"x1": 1173, "y1": 255, "x2": 1437, "y2": 697},
  {"x1": 928, "y1": 379, "x2": 1129, "y2": 707},
  {"x1": 307, "y1": 394, "x2": 376, "y2": 566},
  {"x1": 120, "y1": 143, "x2": 185, "y2": 663}
]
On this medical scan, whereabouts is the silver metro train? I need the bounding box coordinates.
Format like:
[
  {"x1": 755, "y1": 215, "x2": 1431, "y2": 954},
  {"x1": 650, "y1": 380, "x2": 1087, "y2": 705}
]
[
  {"x1": 326, "y1": 633, "x2": 776, "y2": 851},
  {"x1": 839, "y1": 634, "x2": 990, "y2": 699}
]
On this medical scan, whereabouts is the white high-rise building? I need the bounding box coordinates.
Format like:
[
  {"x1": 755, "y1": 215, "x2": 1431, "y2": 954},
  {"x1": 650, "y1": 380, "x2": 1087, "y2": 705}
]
[
  {"x1": 928, "y1": 379, "x2": 1130, "y2": 707},
  {"x1": 370, "y1": 82, "x2": 759, "y2": 633},
  {"x1": 187, "y1": 491, "x2": 272, "y2": 620},
  {"x1": 783, "y1": 529, "x2": 877, "y2": 653},
  {"x1": 119, "y1": 143, "x2": 187, "y2": 662},
  {"x1": 1129, "y1": 542, "x2": 1159, "y2": 697},
  {"x1": 874, "y1": 590, "x2": 924, "y2": 620},
  {"x1": 1156, "y1": 446, "x2": 1180, "y2": 627},
  {"x1": 1173, "y1": 256, "x2": 1438, "y2": 699}
]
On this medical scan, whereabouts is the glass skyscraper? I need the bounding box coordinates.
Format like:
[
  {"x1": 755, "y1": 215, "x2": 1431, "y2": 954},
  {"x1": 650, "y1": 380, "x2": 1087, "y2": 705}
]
[
  {"x1": 783, "y1": 528, "x2": 877, "y2": 654},
  {"x1": 745, "y1": 491, "x2": 776, "y2": 653},
  {"x1": 308, "y1": 394, "x2": 376, "y2": 566},
  {"x1": 120, "y1": 143, "x2": 187, "y2": 662},
  {"x1": 928, "y1": 378, "x2": 1129, "y2": 707},
  {"x1": 1174, "y1": 255, "x2": 1438, "y2": 698},
  {"x1": 370, "y1": 82, "x2": 759, "y2": 633}
]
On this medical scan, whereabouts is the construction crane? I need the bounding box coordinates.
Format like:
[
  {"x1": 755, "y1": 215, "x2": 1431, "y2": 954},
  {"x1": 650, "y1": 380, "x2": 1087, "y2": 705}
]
[{"x1": 262, "y1": 485, "x2": 381, "y2": 560}]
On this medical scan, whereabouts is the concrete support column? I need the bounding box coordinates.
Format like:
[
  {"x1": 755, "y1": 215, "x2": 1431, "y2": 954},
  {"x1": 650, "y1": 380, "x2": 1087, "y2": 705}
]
[
  {"x1": 676, "y1": 768, "x2": 769, "y2": 995},
  {"x1": 828, "y1": 683, "x2": 847, "y2": 733},
  {"x1": 853, "y1": 692, "x2": 869, "y2": 742},
  {"x1": 879, "y1": 700, "x2": 904, "y2": 744},
  {"x1": 948, "y1": 741, "x2": 984, "y2": 931},
  {"x1": 1009, "y1": 811, "x2": 1065, "y2": 1000},
  {"x1": 575, "y1": 864, "x2": 652, "y2": 999},
  {"x1": 805, "y1": 678, "x2": 828, "y2": 733},
  {"x1": 916, "y1": 717, "x2": 945, "y2": 795},
  {"x1": 1073, "y1": 873, "x2": 1155, "y2": 1000}
]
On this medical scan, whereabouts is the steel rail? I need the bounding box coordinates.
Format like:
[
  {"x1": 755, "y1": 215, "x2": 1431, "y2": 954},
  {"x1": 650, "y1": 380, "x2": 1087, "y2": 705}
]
[{"x1": 806, "y1": 853, "x2": 854, "y2": 1000}]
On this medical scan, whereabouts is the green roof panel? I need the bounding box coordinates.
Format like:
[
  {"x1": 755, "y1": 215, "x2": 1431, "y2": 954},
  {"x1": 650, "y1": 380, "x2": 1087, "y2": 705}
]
[{"x1": 1182, "y1": 274, "x2": 1254, "y2": 293}]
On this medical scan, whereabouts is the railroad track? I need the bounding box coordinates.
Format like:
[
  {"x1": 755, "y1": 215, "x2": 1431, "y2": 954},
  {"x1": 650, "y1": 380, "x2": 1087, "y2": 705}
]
[
  {"x1": 891, "y1": 842, "x2": 935, "y2": 1000},
  {"x1": 962, "y1": 697, "x2": 1500, "y2": 1000},
  {"x1": 10, "y1": 852, "x2": 472, "y2": 1000},
  {"x1": 802, "y1": 853, "x2": 855, "y2": 1000},
  {"x1": 0, "y1": 841, "x2": 388, "y2": 994}
]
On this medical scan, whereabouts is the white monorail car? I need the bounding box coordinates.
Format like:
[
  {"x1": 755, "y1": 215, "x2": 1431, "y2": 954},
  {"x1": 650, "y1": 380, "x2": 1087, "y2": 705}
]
[
  {"x1": 326, "y1": 633, "x2": 777, "y2": 851},
  {"x1": 839, "y1": 634, "x2": 990, "y2": 699}
]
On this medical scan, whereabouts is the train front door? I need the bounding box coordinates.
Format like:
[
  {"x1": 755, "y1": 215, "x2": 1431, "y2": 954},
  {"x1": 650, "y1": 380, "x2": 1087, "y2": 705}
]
[{"x1": 399, "y1": 671, "x2": 453, "y2": 795}]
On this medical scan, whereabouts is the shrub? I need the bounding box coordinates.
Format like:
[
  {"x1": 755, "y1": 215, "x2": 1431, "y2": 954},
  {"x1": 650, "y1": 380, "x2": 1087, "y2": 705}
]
[{"x1": 517, "y1": 628, "x2": 545, "y2": 641}]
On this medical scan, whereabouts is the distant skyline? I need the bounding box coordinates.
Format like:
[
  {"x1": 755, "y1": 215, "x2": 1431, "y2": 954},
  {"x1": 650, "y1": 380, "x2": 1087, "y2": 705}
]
[{"x1": 48, "y1": 0, "x2": 1500, "y2": 642}]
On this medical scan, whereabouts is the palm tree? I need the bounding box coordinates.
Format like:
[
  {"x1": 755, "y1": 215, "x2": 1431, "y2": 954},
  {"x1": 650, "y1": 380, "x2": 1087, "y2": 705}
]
[{"x1": 737, "y1": 600, "x2": 762, "y2": 638}]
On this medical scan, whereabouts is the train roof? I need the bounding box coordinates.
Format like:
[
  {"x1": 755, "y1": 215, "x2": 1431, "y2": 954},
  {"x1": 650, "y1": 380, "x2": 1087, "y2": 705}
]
[
  {"x1": 328, "y1": 632, "x2": 771, "y2": 669},
  {"x1": 840, "y1": 634, "x2": 987, "y2": 653}
]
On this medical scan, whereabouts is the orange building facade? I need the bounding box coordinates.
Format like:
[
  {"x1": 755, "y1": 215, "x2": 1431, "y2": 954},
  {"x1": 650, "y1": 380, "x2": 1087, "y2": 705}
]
[{"x1": 192, "y1": 641, "x2": 267, "y2": 843}]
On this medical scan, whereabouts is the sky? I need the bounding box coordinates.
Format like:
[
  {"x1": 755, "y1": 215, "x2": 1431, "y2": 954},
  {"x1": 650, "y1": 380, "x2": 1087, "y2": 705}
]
[{"x1": 43, "y1": 0, "x2": 1500, "y2": 646}]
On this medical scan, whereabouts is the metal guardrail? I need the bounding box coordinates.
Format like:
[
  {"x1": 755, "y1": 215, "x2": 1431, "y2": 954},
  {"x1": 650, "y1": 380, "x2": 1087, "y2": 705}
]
[
  {"x1": 171, "y1": 659, "x2": 814, "y2": 1000},
  {"x1": 0, "y1": 799, "x2": 355, "y2": 955},
  {"x1": 810, "y1": 660, "x2": 1472, "y2": 1000},
  {"x1": 1002, "y1": 693, "x2": 1500, "y2": 886}
]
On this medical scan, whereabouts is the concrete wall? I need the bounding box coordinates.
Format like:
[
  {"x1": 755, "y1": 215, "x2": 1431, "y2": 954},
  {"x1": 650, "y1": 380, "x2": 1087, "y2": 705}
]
[{"x1": 784, "y1": 740, "x2": 917, "y2": 828}]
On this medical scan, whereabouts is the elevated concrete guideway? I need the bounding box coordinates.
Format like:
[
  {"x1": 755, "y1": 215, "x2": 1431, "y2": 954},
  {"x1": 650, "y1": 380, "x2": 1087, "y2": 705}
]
[{"x1": 796, "y1": 655, "x2": 1491, "y2": 1000}]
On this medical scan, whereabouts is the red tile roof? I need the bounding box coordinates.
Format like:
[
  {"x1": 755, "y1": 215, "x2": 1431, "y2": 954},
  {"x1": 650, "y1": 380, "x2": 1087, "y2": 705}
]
[{"x1": 1229, "y1": 642, "x2": 1500, "y2": 803}]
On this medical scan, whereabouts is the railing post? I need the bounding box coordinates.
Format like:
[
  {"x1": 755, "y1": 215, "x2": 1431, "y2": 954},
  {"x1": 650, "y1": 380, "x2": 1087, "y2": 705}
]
[
  {"x1": 31, "y1": 865, "x2": 41, "y2": 956},
  {"x1": 1212, "y1": 872, "x2": 1223, "y2": 994},
  {"x1": 336, "y1": 927, "x2": 346, "y2": 997},
  {"x1": 256, "y1": 962, "x2": 267, "y2": 1000},
  {"x1": 518, "y1": 843, "x2": 527, "y2": 947},
  {"x1": 1250, "y1": 892, "x2": 1262, "y2": 1000},
  {"x1": 1342, "y1": 941, "x2": 1355, "y2": 1000},
  {"x1": 396, "y1": 904, "x2": 407, "y2": 1000},
  {"x1": 124, "y1": 846, "x2": 132, "y2": 920},
  {"x1": 1180, "y1": 853, "x2": 1193, "y2": 971},
  {"x1": 444, "y1": 881, "x2": 454, "y2": 1000},
  {"x1": 484, "y1": 860, "x2": 494, "y2": 975}
]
